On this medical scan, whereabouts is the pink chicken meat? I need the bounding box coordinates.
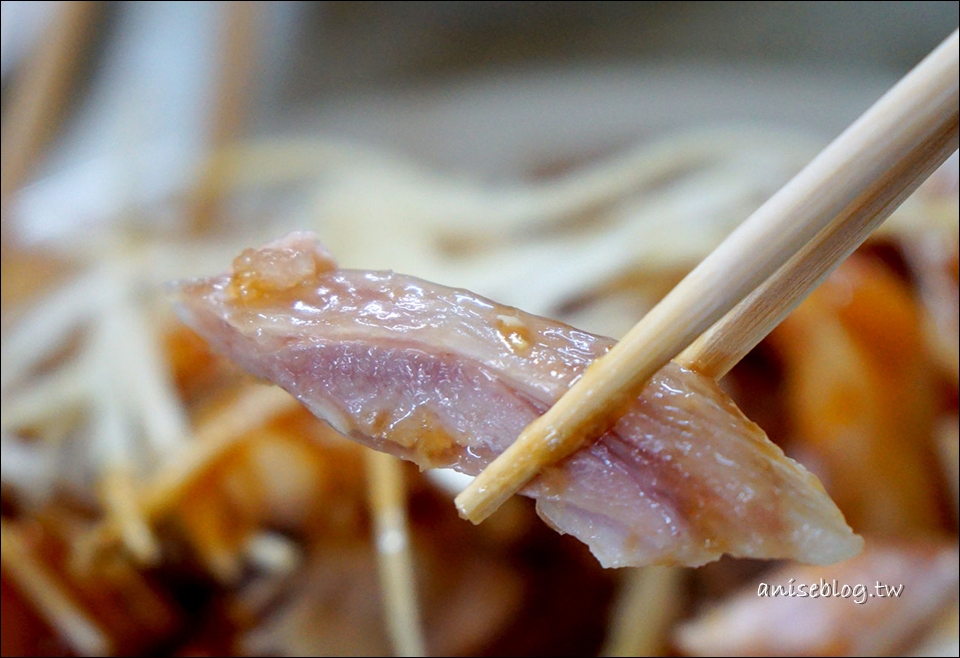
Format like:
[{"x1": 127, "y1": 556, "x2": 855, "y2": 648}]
[{"x1": 174, "y1": 232, "x2": 862, "y2": 568}]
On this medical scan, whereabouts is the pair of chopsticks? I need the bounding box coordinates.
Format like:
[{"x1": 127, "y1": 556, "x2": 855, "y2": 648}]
[{"x1": 456, "y1": 29, "x2": 960, "y2": 523}]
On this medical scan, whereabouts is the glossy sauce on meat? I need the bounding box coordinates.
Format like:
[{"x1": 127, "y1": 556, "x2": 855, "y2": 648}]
[{"x1": 175, "y1": 232, "x2": 862, "y2": 568}]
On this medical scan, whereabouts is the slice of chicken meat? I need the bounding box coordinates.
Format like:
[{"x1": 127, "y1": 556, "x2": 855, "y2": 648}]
[{"x1": 174, "y1": 232, "x2": 861, "y2": 568}]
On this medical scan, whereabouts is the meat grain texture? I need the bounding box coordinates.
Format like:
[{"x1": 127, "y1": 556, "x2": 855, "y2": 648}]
[{"x1": 175, "y1": 232, "x2": 862, "y2": 568}]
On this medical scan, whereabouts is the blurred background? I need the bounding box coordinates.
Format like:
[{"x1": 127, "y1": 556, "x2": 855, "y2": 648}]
[
  {"x1": 2, "y1": 1, "x2": 958, "y2": 237},
  {"x1": 1, "y1": 2, "x2": 958, "y2": 657}
]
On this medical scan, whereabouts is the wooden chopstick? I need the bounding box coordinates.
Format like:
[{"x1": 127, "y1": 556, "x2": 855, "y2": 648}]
[
  {"x1": 677, "y1": 112, "x2": 959, "y2": 377},
  {"x1": 455, "y1": 29, "x2": 960, "y2": 524}
]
